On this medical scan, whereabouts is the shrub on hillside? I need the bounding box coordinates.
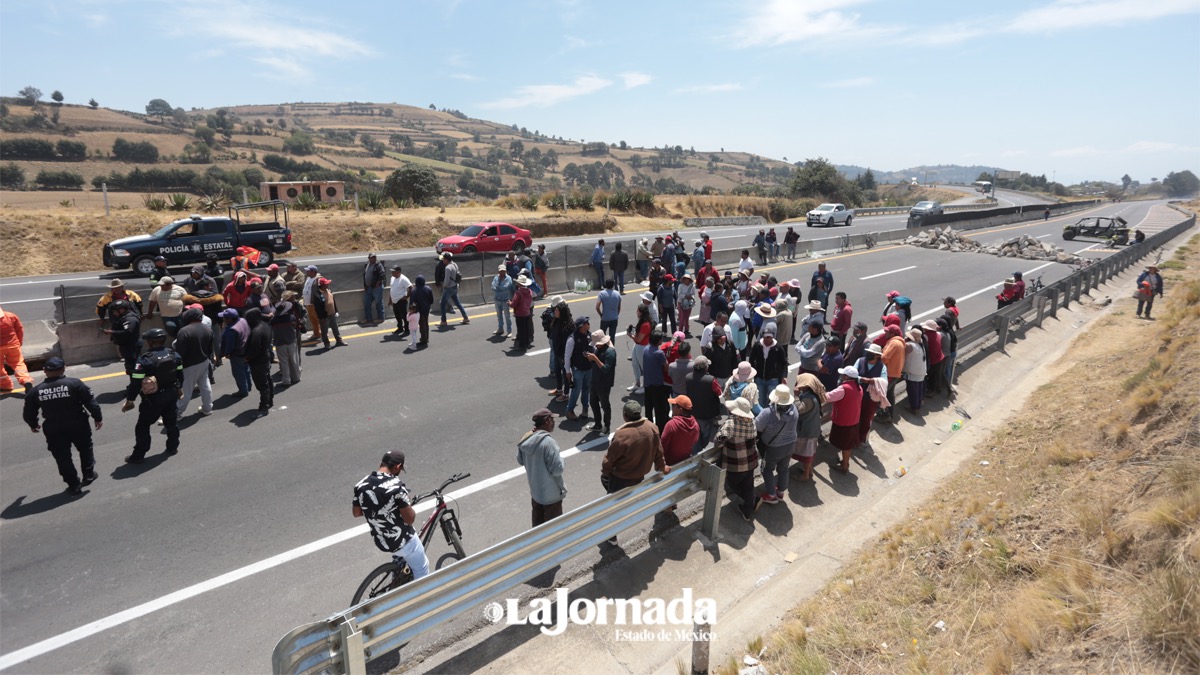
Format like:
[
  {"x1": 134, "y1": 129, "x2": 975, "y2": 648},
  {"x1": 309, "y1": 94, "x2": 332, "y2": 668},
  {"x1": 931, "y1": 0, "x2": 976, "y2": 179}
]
[
  {"x1": 0, "y1": 137, "x2": 56, "y2": 160},
  {"x1": 1, "y1": 163, "x2": 25, "y2": 189},
  {"x1": 55, "y1": 139, "x2": 88, "y2": 161},
  {"x1": 35, "y1": 170, "x2": 85, "y2": 189},
  {"x1": 524, "y1": 217, "x2": 615, "y2": 239},
  {"x1": 112, "y1": 137, "x2": 160, "y2": 163}
]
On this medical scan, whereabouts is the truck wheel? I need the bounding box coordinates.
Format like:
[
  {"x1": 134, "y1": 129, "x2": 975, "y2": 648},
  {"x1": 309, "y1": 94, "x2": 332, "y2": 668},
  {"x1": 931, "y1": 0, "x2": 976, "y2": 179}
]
[
  {"x1": 1062, "y1": 230, "x2": 1076, "y2": 241},
  {"x1": 256, "y1": 250, "x2": 274, "y2": 268},
  {"x1": 133, "y1": 255, "x2": 157, "y2": 277},
  {"x1": 806, "y1": 222, "x2": 812, "y2": 228}
]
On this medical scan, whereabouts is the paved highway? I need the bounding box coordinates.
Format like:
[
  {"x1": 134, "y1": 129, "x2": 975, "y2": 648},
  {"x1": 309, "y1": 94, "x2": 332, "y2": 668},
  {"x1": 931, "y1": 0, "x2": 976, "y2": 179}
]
[{"x1": 0, "y1": 199, "x2": 1173, "y2": 673}]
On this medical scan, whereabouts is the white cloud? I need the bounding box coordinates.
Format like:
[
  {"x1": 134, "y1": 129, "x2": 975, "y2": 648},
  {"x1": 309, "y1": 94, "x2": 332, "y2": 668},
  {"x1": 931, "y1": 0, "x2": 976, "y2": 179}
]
[
  {"x1": 1005, "y1": 0, "x2": 1200, "y2": 33},
  {"x1": 170, "y1": 0, "x2": 374, "y2": 79},
  {"x1": 730, "y1": 0, "x2": 895, "y2": 47},
  {"x1": 480, "y1": 75, "x2": 612, "y2": 109},
  {"x1": 1125, "y1": 140, "x2": 1200, "y2": 154},
  {"x1": 821, "y1": 76, "x2": 874, "y2": 88},
  {"x1": 672, "y1": 83, "x2": 744, "y2": 94},
  {"x1": 1052, "y1": 145, "x2": 1102, "y2": 157},
  {"x1": 621, "y1": 71, "x2": 653, "y2": 88}
]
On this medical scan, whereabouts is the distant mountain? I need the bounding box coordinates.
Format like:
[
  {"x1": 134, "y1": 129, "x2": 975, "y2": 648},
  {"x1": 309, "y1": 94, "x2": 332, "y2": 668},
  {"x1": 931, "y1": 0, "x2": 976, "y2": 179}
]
[{"x1": 837, "y1": 164, "x2": 1001, "y2": 185}]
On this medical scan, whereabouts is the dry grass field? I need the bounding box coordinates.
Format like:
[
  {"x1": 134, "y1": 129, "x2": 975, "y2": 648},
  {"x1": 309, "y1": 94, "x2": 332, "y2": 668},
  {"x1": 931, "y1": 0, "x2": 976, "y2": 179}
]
[{"x1": 745, "y1": 233, "x2": 1200, "y2": 675}]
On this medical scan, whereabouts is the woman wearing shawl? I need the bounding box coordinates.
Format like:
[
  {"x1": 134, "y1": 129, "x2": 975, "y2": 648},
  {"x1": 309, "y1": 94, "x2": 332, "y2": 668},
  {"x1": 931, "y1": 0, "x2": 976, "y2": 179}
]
[{"x1": 792, "y1": 374, "x2": 826, "y2": 481}]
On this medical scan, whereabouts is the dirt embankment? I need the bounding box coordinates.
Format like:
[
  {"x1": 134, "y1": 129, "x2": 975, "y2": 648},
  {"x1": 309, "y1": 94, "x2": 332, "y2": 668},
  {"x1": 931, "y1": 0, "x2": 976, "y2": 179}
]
[{"x1": 756, "y1": 232, "x2": 1200, "y2": 674}]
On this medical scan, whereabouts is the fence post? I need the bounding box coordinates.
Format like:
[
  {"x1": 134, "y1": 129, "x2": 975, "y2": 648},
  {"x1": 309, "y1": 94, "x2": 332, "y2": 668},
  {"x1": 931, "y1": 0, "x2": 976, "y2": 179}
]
[
  {"x1": 698, "y1": 458, "x2": 724, "y2": 542},
  {"x1": 337, "y1": 617, "x2": 366, "y2": 675},
  {"x1": 692, "y1": 620, "x2": 711, "y2": 674},
  {"x1": 993, "y1": 315, "x2": 1009, "y2": 353},
  {"x1": 1035, "y1": 296, "x2": 1048, "y2": 328},
  {"x1": 1047, "y1": 288, "x2": 1059, "y2": 319}
]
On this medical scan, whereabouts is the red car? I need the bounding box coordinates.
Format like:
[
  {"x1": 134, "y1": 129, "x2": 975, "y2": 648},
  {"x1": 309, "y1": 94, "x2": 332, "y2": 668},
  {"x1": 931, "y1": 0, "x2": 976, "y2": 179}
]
[{"x1": 435, "y1": 222, "x2": 532, "y2": 255}]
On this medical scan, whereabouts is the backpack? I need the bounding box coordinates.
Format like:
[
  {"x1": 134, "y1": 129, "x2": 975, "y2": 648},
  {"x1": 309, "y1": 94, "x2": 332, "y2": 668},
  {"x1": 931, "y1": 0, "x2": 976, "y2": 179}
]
[{"x1": 540, "y1": 306, "x2": 556, "y2": 334}]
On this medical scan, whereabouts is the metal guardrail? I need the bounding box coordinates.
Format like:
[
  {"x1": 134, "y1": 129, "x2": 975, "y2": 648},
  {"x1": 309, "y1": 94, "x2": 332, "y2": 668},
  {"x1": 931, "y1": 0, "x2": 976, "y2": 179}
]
[
  {"x1": 272, "y1": 453, "x2": 724, "y2": 675},
  {"x1": 270, "y1": 212, "x2": 1195, "y2": 675}
]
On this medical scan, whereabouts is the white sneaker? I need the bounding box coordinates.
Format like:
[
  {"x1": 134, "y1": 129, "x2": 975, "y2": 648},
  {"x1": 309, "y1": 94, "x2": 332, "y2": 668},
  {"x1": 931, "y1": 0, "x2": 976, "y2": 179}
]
[
  {"x1": 633, "y1": 387, "x2": 644, "y2": 395},
  {"x1": 626, "y1": 384, "x2": 639, "y2": 391}
]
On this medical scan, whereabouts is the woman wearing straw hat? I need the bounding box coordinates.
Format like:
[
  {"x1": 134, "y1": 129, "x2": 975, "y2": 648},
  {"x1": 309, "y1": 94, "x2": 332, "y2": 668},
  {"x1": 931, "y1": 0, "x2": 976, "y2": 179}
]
[
  {"x1": 757, "y1": 384, "x2": 799, "y2": 504},
  {"x1": 825, "y1": 366, "x2": 863, "y2": 473},
  {"x1": 853, "y1": 343, "x2": 889, "y2": 445},
  {"x1": 722, "y1": 361, "x2": 761, "y2": 416},
  {"x1": 715, "y1": 397, "x2": 762, "y2": 520},
  {"x1": 676, "y1": 273, "x2": 697, "y2": 338},
  {"x1": 903, "y1": 327, "x2": 928, "y2": 415}
]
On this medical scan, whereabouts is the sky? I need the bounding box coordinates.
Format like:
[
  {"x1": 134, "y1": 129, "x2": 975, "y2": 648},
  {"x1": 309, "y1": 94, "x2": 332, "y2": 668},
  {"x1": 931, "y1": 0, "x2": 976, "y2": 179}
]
[{"x1": 2, "y1": 0, "x2": 1199, "y2": 185}]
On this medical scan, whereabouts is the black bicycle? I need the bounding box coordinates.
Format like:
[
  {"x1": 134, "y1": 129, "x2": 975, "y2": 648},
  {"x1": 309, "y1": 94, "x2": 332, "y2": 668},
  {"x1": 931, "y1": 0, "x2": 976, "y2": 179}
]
[
  {"x1": 1028, "y1": 274, "x2": 1045, "y2": 293},
  {"x1": 351, "y1": 472, "x2": 470, "y2": 605}
]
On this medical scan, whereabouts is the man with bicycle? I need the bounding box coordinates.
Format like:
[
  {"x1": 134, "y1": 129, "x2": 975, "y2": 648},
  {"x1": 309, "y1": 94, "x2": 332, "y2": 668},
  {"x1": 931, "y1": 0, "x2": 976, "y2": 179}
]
[{"x1": 353, "y1": 451, "x2": 430, "y2": 581}]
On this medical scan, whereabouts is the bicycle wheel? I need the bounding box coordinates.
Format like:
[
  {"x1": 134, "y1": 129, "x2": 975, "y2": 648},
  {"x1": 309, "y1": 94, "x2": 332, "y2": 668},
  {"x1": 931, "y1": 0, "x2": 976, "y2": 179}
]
[
  {"x1": 351, "y1": 561, "x2": 412, "y2": 606},
  {"x1": 435, "y1": 519, "x2": 466, "y2": 570}
]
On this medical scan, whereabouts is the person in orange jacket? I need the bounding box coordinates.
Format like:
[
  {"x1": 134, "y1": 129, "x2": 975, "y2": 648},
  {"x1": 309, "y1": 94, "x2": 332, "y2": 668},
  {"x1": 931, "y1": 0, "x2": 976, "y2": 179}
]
[{"x1": 0, "y1": 306, "x2": 34, "y2": 394}]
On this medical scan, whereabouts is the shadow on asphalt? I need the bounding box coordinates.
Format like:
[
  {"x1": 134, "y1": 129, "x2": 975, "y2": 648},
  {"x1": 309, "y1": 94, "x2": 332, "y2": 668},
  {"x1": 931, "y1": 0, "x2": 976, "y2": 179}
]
[
  {"x1": 110, "y1": 453, "x2": 170, "y2": 480},
  {"x1": 230, "y1": 409, "x2": 267, "y2": 428},
  {"x1": 1, "y1": 490, "x2": 85, "y2": 520}
]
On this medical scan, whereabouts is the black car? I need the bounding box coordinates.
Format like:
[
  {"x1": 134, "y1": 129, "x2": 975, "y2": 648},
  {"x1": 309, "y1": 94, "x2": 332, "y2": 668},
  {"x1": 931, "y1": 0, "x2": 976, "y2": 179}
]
[{"x1": 1061, "y1": 216, "x2": 1129, "y2": 243}]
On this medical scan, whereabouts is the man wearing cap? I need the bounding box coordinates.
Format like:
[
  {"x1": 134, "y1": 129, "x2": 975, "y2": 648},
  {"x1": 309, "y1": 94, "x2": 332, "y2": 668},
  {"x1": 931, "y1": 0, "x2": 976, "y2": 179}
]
[
  {"x1": 263, "y1": 264, "x2": 286, "y2": 305},
  {"x1": 149, "y1": 255, "x2": 170, "y2": 284},
  {"x1": 217, "y1": 308, "x2": 251, "y2": 395},
  {"x1": 634, "y1": 238, "x2": 651, "y2": 283},
  {"x1": 668, "y1": 341, "x2": 693, "y2": 397},
  {"x1": 661, "y1": 395, "x2": 699, "y2": 466},
  {"x1": 282, "y1": 261, "x2": 304, "y2": 293},
  {"x1": 642, "y1": 329, "x2": 671, "y2": 432},
  {"x1": 362, "y1": 253, "x2": 386, "y2": 325},
  {"x1": 585, "y1": 330, "x2": 617, "y2": 432},
  {"x1": 244, "y1": 308, "x2": 274, "y2": 416},
  {"x1": 146, "y1": 276, "x2": 187, "y2": 337},
  {"x1": 590, "y1": 239, "x2": 606, "y2": 289},
  {"x1": 518, "y1": 410, "x2": 566, "y2": 526},
  {"x1": 811, "y1": 263, "x2": 834, "y2": 295},
  {"x1": 122, "y1": 328, "x2": 184, "y2": 463},
  {"x1": 271, "y1": 295, "x2": 303, "y2": 386},
  {"x1": 690, "y1": 241, "x2": 706, "y2": 276},
  {"x1": 750, "y1": 326, "x2": 788, "y2": 408},
  {"x1": 650, "y1": 235, "x2": 665, "y2": 262},
  {"x1": 203, "y1": 252, "x2": 224, "y2": 283},
  {"x1": 563, "y1": 316, "x2": 594, "y2": 420},
  {"x1": 103, "y1": 300, "x2": 142, "y2": 375},
  {"x1": 174, "y1": 308, "x2": 214, "y2": 417},
  {"x1": 752, "y1": 230, "x2": 768, "y2": 266},
  {"x1": 97, "y1": 279, "x2": 143, "y2": 323},
  {"x1": 438, "y1": 252, "x2": 470, "y2": 327},
  {"x1": 647, "y1": 258, "x2": 665, "y2": 297},
  {"x1": 603, "y1": 401, "x2": 669, "y2": 499},
  {"x1": 353, "y1": 450, "x2": 430, "y2": 581},
  {"x1": 685, "y1": 356, "x2": 724, "y2": 453},
  {"x1": 301, "y1": 265, "x2": 323, "y2": 334},
  {"x1": 410, "y1": 275, "x2": 434, "y2": 347},
  {"x1": 799, "y1": 300, "x2": 827, "y2": 337},
  {"x1": 313, "y1": 277, "x2": 346, "y2": 348},
  {"x1": 595, "y1": 279, "x2": 621, "y2": 342},
  {"x1": 491, "y1": 264, "x2": 515, "y2": 337},
  {"x1": 656, "y1": 273, "x2": 677, "y2": 334},
  {"x1": 1136, "y1": 264, "x2": 1164, "y2": 318},
  {"x1": 511, "y1": 273, "x2": 536, "y2": 349},
  {"x1": 23, "y1": 357, "x2": 102, "y2": 495},
  {"x1": 844, "y1": 321, "x2": 870, "y2": 365},
  {"x1": 829, "y1": 291, "x2": 853, "y2": 344},
  {"x1": 385, "y1": 265, "x2": 412, "y2": 337},
  {"x1": 796, "y1": 316, "x2": 826, "y2": 376}
]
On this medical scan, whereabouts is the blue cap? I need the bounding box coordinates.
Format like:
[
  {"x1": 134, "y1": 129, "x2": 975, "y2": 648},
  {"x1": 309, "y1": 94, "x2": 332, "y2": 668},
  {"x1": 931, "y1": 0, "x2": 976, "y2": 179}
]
[
  {"x1": 44, "y1": 357, "x2": 65, "y2": 371},
  {"x1": 575, "y1": 316, "x2": 590, "y2": 326}
]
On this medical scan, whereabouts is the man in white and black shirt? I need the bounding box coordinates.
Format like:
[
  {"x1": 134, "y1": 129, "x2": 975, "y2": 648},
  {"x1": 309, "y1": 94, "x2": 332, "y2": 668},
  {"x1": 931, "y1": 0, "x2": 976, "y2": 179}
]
[{"x1": 352, "y1": 450, "x2": 430, "y2": 580}]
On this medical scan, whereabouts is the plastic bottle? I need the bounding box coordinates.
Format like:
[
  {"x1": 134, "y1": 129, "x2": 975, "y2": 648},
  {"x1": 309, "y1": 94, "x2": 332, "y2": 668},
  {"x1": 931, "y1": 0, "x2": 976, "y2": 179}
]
[
  {"x1": 950, "y1": 420, "x2": 964, "y2": 431},
  {"x1": 893, "y1": 466, "x2": 907, "y2": 478}
]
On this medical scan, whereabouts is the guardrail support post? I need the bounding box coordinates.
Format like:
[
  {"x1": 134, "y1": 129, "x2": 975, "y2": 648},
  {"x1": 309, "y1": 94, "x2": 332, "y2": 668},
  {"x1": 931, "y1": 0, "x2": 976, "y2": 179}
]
[
  {"x1": 1035, "y1": 296, "x2": 1048, "y2": 328},
  {"x1": 1047, "y1": 288, "x2": 1059, "y2": 319},
  {"x1": 994, "y1": 315, "x2": 1009, "y2": 353},
  {"x1": 338, "y1": 617, "x2": 367, "y2": 675},
  {"x1": 698, "y1": 458, "x2": 725, "y2": 542},
  {"x1": 692, "y1": 621, "x2": 711, "y2": 674}
]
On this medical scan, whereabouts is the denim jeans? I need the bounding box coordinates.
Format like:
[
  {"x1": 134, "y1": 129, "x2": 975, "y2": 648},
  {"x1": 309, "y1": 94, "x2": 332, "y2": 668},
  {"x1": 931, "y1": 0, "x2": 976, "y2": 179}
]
[
  {"x1": 228, "y1": 355, "x2": 251, "y2": 394},
  {"x1": 495, "y1": 300, "x2": 512, "y2": 333},
  {"x1": 592, "y1": 263, "x2": 605, "y2": 289},
  {"x1": 440, "y1": 287, "x2": 468, "y2": 321},
  {"x1": 614, "y1": 269, "x2": 625, "y2": 293},
  {"x1": 786, "y1": 242, "x2": 796, "y2": 259},
  {"x1": 760, "y1": 443, "x2": 791, "y2": 496},
  {"x1": 755, "y1": 377, "x2": 780, "y2": 408},
  {"x1": 363, "y1": 286, "x2": 384, "y2": 322},
  {"x1": 600, "y1": 319, "x2": 618, "y2": 342},
  {"x1": 392, "y1": 534, "x2": 430, "y2": 581},
  {"x1": 692, "y1": 417, "x2": 719, "y2": 455},
  {"x1": 637, "y1": 259, "x2": 649, "y2": 281},
  {"x1": 568, "y1": 367, "x2": 592, "y2": 413}
]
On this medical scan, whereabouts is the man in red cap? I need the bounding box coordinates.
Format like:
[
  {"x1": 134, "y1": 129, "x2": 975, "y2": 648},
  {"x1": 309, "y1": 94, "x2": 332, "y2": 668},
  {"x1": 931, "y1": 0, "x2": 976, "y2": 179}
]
[{"x1": 661, "y1": 395, "x2": 699, "y2": 466}]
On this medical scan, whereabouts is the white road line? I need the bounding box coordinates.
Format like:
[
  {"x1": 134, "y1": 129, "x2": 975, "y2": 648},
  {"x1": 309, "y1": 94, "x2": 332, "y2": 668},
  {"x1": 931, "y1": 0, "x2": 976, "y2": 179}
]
[
  {"x1": 525, "y1": 347, "x2": 552, "y2": 356},
  {"x1": 1036, "y1": 234, "x2": 1052, "y2": 239},
  {"x1": 0, "y1": 434, "x2": 611, "y2": 671},
  {"x1": 859, "y1": 265, "x2": 916, "y2": 280},
  {"x1": 0, "y1": 276, "x2": 101, "y2": 288},
  {"x1": 1074, "y1": 243, "x2": 1100, "y2": 254},
  {"x1": 0, "y1": 296, "x2": 58, "y2": 304}
]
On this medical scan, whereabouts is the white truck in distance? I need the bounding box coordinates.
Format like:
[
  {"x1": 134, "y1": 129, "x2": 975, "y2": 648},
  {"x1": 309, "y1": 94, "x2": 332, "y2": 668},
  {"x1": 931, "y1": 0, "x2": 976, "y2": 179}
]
[{"x1": 806, "y1": 203, "x2": 854, "y2": 227}]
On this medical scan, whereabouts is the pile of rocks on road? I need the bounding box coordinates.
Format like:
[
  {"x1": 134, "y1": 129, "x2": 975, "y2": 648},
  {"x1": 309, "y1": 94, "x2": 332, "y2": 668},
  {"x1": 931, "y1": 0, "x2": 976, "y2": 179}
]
[{"x1": 904, "y1": 226, "x2": 1083, "y2": 264}]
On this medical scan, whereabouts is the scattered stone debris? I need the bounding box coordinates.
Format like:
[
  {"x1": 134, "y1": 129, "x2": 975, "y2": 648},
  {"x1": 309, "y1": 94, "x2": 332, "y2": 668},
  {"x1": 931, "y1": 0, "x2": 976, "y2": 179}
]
[{"x1": 905, "y1": 226, "x2": 1083, "y2": 264}]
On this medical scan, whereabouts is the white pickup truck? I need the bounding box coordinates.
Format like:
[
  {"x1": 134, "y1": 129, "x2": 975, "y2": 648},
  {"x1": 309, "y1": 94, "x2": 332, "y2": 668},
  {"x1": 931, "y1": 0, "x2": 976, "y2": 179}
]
[{"x1": 805, "y1": 203, "x2": 854, "y2": 227}]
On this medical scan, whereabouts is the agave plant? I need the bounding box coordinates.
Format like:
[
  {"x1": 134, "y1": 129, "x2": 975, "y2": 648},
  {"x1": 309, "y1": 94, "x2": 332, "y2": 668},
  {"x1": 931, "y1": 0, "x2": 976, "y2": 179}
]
[
  {"x1": 294, "y1": 191, "x2": 318, "y2": 210},
  {"x1": 198, "y1": 191, "x2": 230, "y2": 213},
  {"x1": 167, "y1": 193, "x2": 193, "y2": 211},
  {"x1": 358, "y1": 189, "x2": 391, "y2": 211},
  {"x1": 142, "y1": 194, "x2": 168, "y2": 211}
]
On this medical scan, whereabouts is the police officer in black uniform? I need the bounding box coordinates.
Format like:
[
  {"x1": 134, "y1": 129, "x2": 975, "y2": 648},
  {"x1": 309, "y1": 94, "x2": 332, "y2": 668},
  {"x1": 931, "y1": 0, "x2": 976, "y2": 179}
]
[
  {"x1": 23, "y1": 357, "x2": 103, "y2": 495},
  {"x1": 105, "y1": 299, "x2": 142, "y2": 375},
  {"x1": 121, "y1": 328, "x2": 184, "y2": 464}
]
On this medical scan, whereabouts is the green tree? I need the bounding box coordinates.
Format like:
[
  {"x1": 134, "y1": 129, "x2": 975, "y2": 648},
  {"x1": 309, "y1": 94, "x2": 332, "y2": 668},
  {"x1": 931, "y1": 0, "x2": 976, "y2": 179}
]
[
  {"x1": 145, "y1": 98, "x2": 172, "y2": 121},
  {"x1": 18, "y1": 86, "x2": 42, "y2": 105},
  {"x1": 1162, "y1": 170, "x2": 1200, "y2": 198},
  {"x1": 856, "y1": 168, "x2": 877, "y2": 191},
  {"x1": 509, "y1": 139, "x2": 525, "y2": 160},
  {"x1": 790, "y1": 157, "x2": 857, "y2": 204},
  {"x1": 88, "y1": 98, "x2": 99, "y2": 109},
  {"x1": 194, "y1": 125, "x2": 216, "y2": 146},
  {"x1": 112, "y1": 138, "x2": 159, "y2": 163},
  {"x1": 1121, "y1": 173, "x2": 1132, "y2": 192},
  {"x1": 384, "y1": 165, "x2": 443, "y2": 206},
  {"x1": 50, "y1": 90, "x2": 64, "y2": 105},
  {"x1": 282, "y1": 131, "x2": 316, "y2": 155},
  {"x1": 1, "y1": 163, "x2": 25, "y2": 188}
]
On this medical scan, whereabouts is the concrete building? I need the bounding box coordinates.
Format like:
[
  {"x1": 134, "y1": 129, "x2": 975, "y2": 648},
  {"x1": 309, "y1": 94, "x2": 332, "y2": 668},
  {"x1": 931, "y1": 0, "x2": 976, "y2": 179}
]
[{"x1": 260, "y1": 180, "x2": 344, "y2": 204}]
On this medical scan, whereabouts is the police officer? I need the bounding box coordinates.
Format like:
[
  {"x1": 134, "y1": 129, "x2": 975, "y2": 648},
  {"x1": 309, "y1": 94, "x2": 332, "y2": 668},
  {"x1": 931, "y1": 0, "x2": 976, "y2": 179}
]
[
  {"x1": 149, "y1": 255, "x2": 170, "y2": 284},
  {"x1": 121, "y1": 328, "x2": 184, "y2": 464},
  {"x1": 104, "y1": 299, "x2": 142, "y2": 375},
  {"x1": 23, "y1": 357, "x2": 103, "y2": 495}
]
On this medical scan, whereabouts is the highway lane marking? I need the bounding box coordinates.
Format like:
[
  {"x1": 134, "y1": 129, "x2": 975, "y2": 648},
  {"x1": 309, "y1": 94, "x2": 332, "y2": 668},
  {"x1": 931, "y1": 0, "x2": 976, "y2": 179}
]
[
  {"x1": 1036, "y1": 234, "x2": 1052, "y2": 239},
  {"x1": 0, "y1": 296, "x2": 58, "y2": 304},
  {"x1": 526, "y1": 348, "x2": 552, "y2": 356},
  {"x1": 859, "y1": 265, "x2": 916, "y2": 280},
  {"x1": 1074, "y1": 244, "x2": 1101, "y2": 254},
  {"x1": 0, "y1": 434, "x2": 611, "y2": 671}
]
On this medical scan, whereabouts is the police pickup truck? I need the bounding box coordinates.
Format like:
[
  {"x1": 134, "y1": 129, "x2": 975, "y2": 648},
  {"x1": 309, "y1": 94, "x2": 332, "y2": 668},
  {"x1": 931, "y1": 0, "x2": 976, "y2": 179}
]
[{"x1": 103, "y1": 200, "x2": 293, "y2": 276}]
